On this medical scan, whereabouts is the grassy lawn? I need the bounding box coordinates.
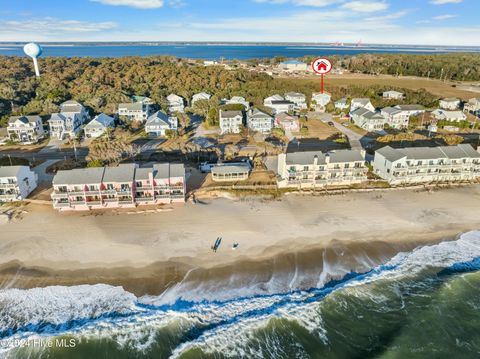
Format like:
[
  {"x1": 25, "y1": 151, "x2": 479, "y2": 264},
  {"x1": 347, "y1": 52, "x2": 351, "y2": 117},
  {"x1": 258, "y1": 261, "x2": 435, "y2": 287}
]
[
  {"x1": 279, "y1": 73, "x2": 480, "y2": 100},
  {"x1": 298, "y1": 118, "x2": 340, "y2": 139}
]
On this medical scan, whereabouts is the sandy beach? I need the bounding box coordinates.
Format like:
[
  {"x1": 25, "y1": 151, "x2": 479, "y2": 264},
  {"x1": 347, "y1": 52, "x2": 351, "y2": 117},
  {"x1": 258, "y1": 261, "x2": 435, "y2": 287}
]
[{"x1": 1, "y1": 185, "x2": 480, "y2": 295}]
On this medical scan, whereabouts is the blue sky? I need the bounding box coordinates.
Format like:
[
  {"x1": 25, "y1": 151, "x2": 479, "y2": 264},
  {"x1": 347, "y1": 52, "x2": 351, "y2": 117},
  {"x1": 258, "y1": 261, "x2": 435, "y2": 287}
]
[{"x1": 0, "y1": 0, "x2": 478, "y2": 45}]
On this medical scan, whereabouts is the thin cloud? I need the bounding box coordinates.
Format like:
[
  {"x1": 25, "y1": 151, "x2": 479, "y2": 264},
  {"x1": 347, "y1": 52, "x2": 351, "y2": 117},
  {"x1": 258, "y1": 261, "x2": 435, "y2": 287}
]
[
  {"x1": 90, "y1": 0, "x2": 164, "y2": 9},
  {"x1": 254, "y1": 0, "x2": 342, "y2": 7},
  {"x1": 433, "y1": 14, "x2": 458, "y2": 20},
  {"x1": 341, "y1": 1, "x2": 388, "y2": 13},
  {"x1": 430, "y1": 0, "x2": 463, "y2": 4},
  {"x1": 0, "y1": 18, "x2": 117, "y2": 33}
]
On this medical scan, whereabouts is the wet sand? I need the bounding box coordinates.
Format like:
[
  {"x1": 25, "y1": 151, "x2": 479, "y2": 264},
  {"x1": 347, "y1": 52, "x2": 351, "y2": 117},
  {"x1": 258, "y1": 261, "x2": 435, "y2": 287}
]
[{"x1": 1, "y1": 185, "x2": 480, "y2": 296}]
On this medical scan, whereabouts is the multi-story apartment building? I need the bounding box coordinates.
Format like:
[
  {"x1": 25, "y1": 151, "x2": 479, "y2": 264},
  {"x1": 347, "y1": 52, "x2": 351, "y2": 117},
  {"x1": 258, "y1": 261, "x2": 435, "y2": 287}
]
[
  {"x1": 51, "y1": 163, "x2": 186, "y2": 211},
  {"x1": 7, "y1": 116, "x2": 45, "y2": 144},
  {"x1": 247, "y1": 108, "x2": 273, "y2": 133},
  {"x1": 373, "y1": 144, "x2": 480, "y2": 185},
  {"x1": 219, "y1": 110, "x2": 243, "y2": 134},
  {"x1": 284, "y1": 92, "x2": 307, "y2": 111},
  {"x1": 118, "y1": 102, "x2": 150, "y2": 123},
  {"x1": 277, "y1": 149, "x2": 368, "y2": 188},
  {"x1": 48, "y1": 100, "x2": 90, "y2": 140},
  {"x1": 0, "y1": 166, "x2": 38, "y2": 202}
]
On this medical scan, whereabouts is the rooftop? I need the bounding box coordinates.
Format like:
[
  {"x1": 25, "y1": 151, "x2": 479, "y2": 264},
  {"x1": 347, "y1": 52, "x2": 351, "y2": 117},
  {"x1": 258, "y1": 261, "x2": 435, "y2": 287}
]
[
  {"x1": 103, "y1": 163, "x2": 136, "y2": 183},
  {"x1": 53, "y1": 167, "x2": 105, "y2": 186},
  {"x1": 0, "y1": 166, "x2": 25, "y2": 178},
  {"x1": 377, "y1": 144, "x2": 480, "y2": 162}
]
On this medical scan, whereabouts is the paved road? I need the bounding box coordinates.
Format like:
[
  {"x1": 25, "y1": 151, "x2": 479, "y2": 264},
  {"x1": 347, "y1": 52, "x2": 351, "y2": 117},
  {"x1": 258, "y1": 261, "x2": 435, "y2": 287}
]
[
  {"x1": 330, "y1": 119, "x2": 364, "y2": 150},
  {"x1": 32, "y1": 159, "x2": 60, "y2": 184}
]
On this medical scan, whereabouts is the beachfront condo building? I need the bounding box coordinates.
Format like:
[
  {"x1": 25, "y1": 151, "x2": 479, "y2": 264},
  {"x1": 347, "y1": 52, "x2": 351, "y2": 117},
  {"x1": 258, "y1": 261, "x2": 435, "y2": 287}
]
[
  {"x1": 7, "y1": 115, "x2": 45, "y2": 144},
  {"x1": 277, "y1": 149, "x2": 368, "y2": 188},
  {"x1": 48, "y1": 100, "x2": 90, "y2": 140},
  {"x1": 51, "y1": 163, "x2": 185, "y2": 211},
  {"x1": 0, "y1": 166, "x2": 38, "y2": 202},
  {"x1": 373, "y1": 144, "x2": 480, "y2": 185}
]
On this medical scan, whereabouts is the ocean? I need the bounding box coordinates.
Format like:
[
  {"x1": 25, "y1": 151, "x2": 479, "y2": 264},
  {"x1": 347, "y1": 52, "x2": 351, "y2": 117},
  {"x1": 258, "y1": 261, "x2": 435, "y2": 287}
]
[
  {"x1": 1, "y1": 43, "x2": 480, "y2": 59},
  {"x1": 1, "y1": 231, "x2": 480, "y2": 358}
]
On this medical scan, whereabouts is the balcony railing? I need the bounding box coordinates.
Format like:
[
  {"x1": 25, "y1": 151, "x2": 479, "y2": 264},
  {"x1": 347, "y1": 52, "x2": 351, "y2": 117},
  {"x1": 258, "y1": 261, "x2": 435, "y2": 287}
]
[
  {"x1": 71, "y1": 201, "x2": 86, "y2": 205},
  {"x1": 0, "y1": 183, "x2": 18, "y2": 188},
  {"x1": 136, "y1": 197, "x2": 154, "y2": 202},
  {"x1": 54, "y1": 202, "x2": 70, "y2": 208},
  {"x1": 86, "y1": 201, "x2": 102, "y2": 206}
]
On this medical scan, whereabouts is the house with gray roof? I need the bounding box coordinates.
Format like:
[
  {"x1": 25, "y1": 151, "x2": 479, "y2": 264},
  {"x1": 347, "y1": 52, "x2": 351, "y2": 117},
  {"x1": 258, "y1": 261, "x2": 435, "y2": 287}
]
[
  {"x1": 191, "y1": 92, "x2": 211, "y2": 106},
  {"x1": 277, "y1": 149, "x2": 367, "y2": 188},
  {"x1": 7, "y1": 115, "x2": 45, "y2": 144},
  {"x1": 48, "y1": 100, "x2": 90, "y2": 140},
  {"x1": 145, "y1": 111, "x2": 178, "y2": 137},
  {"x1": 350, "y1": 108, "x2": 385, "y2": 132},
  {"x1": 335, "y1": 98, "x2": 349, "y2": 110},
  {"x1": 373, "y1": 144, "x2": 480, "y2": 185},
  {"x1": 51, "y1": 163, "x2": 185, "y2": 211},
  {"x1": 219, "y1": 110, "x2": 243, "y2": 134},
  {"x1": 440, "y1": 98, "x2": 461, "y2": 110},
  {"x1": 285, "y1": 92, "x2": 307, "y2": 110},
  {"x1": 167, "y1": 94, "x2": 185, "y2": 114},
  {"x1": 118, "y1": 101, "x2": 150, "y2": 123},
  {"x1": 247, "y1": 108, "x2": 273, "y2": 133},
  {"x1": 222, "y1": 96, "x2": 250, "y2": 110},
  {"x1": 0, "y1": 166, "x2": 38, "y2": 202},
  {"x1": 84, "y1": 113, "x2": 115, "y2": 138},
  {"x1": 380, "y1": 107, "x2": 410, "y2": 129},
  {"x1": 211, "y1": 163, "x2": 251, "y2": 182},
  {"x1": 264, "y1": 94, "x2": 284, "y2": 107},
  {"x1": 350, "y1": 98, "x2": 375, "y2": 112}
]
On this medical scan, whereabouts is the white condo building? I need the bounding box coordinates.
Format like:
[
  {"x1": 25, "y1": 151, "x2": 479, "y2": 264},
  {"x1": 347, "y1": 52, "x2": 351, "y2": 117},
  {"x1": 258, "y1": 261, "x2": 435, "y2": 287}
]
[
  {"x1": 0, "y1": 166, "x2": 38, "y2": 202},
  {"x1": 373, "y1": 144, "x2": 480, "y2": 185},
  {"x1": 277, "y1": 149, "x2": 368, "y2": 188}
]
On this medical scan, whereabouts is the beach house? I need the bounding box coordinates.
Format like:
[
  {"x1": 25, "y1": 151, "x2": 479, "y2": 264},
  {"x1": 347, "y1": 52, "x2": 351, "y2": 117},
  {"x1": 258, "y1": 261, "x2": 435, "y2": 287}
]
[
  {"x1": 247, "y1": 108, "x2": 274, "y2": 133},
  {"x1": 51, "y1": 163, "x2": 185, "y2": 211},
  {"x1": 145, "y1": 111, "x2": 178, "y2": 137},
  {"x1": 350, "y1": 98, "x2": 375, "y2": 112},
  {"x1": 432, "y1": 109, "x2": 467, "y2": 122},
  {"x1": 463, "y1": 98, "x2": 480, "y2": 114},
  {"x1": 118, "y1": 102, "x2": 150, "y2": 123},
  {"x1": 373, "y1": 144, "x2": 480, "y2": 185},
  {"x1": 222, "y1": 96, "x2": 250, "y2": 110},
  {"x1": 267, "y1": 100, "x2": 295, "y2": 115},
  {"x1": 382, "y1": 91, "x2": 404, "y2": 100},
  {"x1": 84, "y1": 113, "x2": 115, "y2": 138},
  {"x1": 0, "y1": 166, "x2": 38, "y2": 202},
  {"x1": 335, "y1": 98, "x2": 349, "y2": 111},
  {"x1": 48, "y1": 100, "x2": 90, "y2": 140},
  {"x1": 275, "y1": 113, "x2": 300, "y2": 132},
  {"x1": 285, "y1": 92, "x2": 307, "y2": 111},
  {"x1": 131, "y1": 95, "x2": 154, "y2": 106},
  {"x1": 219, "y1": 110, "x2": 244, "y2": 134},
  {"x1": 167, "y1": 94, "x2": 185, "y2": 113},
  {"x1": 264, "y1": 94, "x2": 284, "y2": 107},
  {"x1": 191, "y1": 92, "x2": 211, "y2": 105},
  {"x1": 211, "y1": 163, "x2": 251, "y2": 182},
  {"x1": 350, "y1": 108, "x2": 385, "y2": 132},
  {"x1": 393, "y1": 105, "x2": 425, "y2": 117},
  {"x1": 440, "y1": 98, "x2": 461, "y2": 110},
  {"x1": 312, "y1": 93, "x2": 332, "y2": 112},
  {"x1": 277, "y1": 149, "x2": 368, "y2": 188},
  {"x1": 380, "y1": 107, "x2": 410, "y2": 129},
  {"x1": 7, "y1": 115, "x2": 45, "y2": 144}
]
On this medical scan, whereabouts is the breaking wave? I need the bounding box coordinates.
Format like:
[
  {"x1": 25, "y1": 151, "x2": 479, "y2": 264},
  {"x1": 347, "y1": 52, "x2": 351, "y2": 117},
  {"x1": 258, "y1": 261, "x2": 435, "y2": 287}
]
[{"x1": 1, "y1": 231, "x2": 480, "y2": 358}]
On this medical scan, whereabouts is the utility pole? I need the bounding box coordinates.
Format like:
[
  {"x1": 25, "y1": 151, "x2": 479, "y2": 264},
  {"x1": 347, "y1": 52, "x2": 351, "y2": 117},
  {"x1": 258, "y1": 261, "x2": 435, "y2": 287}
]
[{"x1": 8, "y1": 154, "x2": 12, "y2": 166}]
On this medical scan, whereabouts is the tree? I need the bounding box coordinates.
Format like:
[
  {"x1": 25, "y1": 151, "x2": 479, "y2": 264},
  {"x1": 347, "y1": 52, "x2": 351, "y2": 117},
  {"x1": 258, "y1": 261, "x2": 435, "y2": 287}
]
[{"x1": 86, "y1": 129, "x2": 139, "y2": 165}]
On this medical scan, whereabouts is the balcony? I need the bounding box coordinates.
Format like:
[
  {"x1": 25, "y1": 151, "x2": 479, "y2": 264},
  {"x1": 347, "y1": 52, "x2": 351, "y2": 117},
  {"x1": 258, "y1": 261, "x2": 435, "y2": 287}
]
[
  {"x1": 103, "y1": 198, "x2": 118, "y2": 203},
  {"x1": 85, "y1": 190, "x2": 101, "y2": 195},
  {"x1": 118, "y1": 200, "x2": 133, "y2": 204},
  {"x1": 86, "y1": 201, "x2": 102, "y2": 206},
  {"x1": 155, "y1": 194, "x2": 172, "y2": 199},
  {"x1": 54, "y1": 202, "x2": 70, "y2": 208},
  {"x1": 51, "y1": 191, "x2": 69, "y2": 198},
  {"x1": 101, "y1": 189, "x2": 117, "y2": 195},
  {"x1": 71, "y1": 201, "x2": 86, "y2": 206},
  {"x1": 0, "y1": 183, "x2": 18, "y2": 188},
  {"x1": 136, "y1": 197, "x2": 154, "y2": 202}
]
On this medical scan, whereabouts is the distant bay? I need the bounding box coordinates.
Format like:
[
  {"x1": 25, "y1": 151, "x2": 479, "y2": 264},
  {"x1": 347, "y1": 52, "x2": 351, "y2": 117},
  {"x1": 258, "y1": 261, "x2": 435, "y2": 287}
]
[{"x1": 1, "y1": 43, "x2": 480, "y2": 59}]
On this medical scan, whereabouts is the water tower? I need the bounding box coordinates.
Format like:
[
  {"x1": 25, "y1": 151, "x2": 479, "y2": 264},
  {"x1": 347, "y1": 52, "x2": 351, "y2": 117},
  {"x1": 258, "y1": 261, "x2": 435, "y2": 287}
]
[{"x1": 23, "y1": 43, "x2": 43, "y2": 77}]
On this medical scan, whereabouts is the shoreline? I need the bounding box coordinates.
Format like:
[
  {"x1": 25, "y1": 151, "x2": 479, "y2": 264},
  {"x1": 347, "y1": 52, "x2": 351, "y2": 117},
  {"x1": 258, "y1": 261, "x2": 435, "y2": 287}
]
[{"x1": 1, "y1": 185, "x2": 480, "y2": 296}]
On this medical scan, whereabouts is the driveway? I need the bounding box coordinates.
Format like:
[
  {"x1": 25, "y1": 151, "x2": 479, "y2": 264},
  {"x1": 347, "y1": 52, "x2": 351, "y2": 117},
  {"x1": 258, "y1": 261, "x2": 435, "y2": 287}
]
[
  {"x1": 38, "y1": 139, "x2": 63, "y2": 155},
  {"x1": 32, "y1": 159, "x2": 60, "y2": 185},
  {"x1": 330, "y1": 119, "x2": 364, "y2": 150},
  {"x1": 139, "y1": 139, "x2": 165, "y2": 154}
]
